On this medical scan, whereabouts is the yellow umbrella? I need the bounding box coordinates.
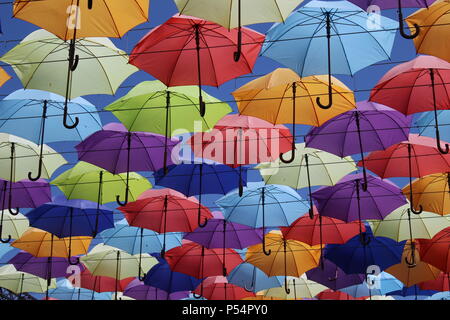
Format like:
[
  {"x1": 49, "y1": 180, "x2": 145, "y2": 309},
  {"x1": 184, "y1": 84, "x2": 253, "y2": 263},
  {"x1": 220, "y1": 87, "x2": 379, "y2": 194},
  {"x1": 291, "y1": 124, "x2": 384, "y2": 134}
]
[
  {"x1": 13, "y1": 0, "x2": 149, "y2": 40},
  {"x1": 406, "y1": 0, "x2": 450, "y2": 62},
  {"x1": 0, "y1": 210, "x2": 29, "y2": 243},
  {"x1": 385, "y1": 240, "x2": 441, "y2": 287},
  {"x1": 0, "y1": 67, "x2": 11, "y2": 88},
  {"x1": 0, "y1": 265, "x2": 56, "y2": 295},
  {"x1": 245, "y1": 232, "x2": 321, "y2": 294},
  {"x1": 402, "y1": 173, "x2": 450, "y2": 216},
  {"x1": 260, "y1": 275, "x2": 327, "y2": 300},
  {"x1": 11, "y1": 228, "x2": 92, "y2": 259}
]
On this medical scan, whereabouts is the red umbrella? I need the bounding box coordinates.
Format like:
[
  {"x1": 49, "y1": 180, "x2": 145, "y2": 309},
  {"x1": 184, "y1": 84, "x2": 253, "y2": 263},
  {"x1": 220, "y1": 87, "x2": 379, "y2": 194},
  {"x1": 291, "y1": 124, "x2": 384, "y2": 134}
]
[
  {"x1": 370, "y1": 55, "x2": 450, "y2": 154},
  {"x1": 418, "y1": 272, "x2": 450, "y2": 292},
  {"x1": 129, "y1": 15, "x2": 264, "y2": 116},
  {"x1": 359, "y1": 134, "x2": 450, "y2": 214},
  {"x1": 316, "y1": 289, "x2": 366, "y2": 300},
  {"x1": 188, "y1": 114, "x2": 293, "y2": 194},
  {"x1": 418, "y1": 228, "x2": 450, "y2": 273},
  {"x1": 72, "y1": 269, "x2": 135, "y2": 293},
  {"x1": 118, "y1": 188, "x2": 212, "y2": 256},
  {"x1": 193, "y1": 276, "x2": 255, "y2": 300}
]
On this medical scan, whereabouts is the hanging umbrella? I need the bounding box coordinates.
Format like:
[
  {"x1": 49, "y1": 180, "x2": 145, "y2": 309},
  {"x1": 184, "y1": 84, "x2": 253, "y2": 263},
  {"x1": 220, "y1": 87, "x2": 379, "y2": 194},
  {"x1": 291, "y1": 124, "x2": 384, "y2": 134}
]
[
  {"x1": 261, "y1": 275, "x2": 327, "y2": 300},
  {"x1": 74, "y1": 269, "x2": 135, "y2": 294},
  {"x1": 360, "y1": 134, "x2": 450, "y2": 214},
  {"x1": 124, "y1": 283, "x2": 189, "y2": 300},
  {"x1": 245, "y1": 232, "x2": 321, "y2": 293},
  {"x1": 418, "y1": 228, "x2": 450, "y2": 273},
  {"x1": 419, "y1": 272, "x2": 450, "y2": 292},
  {"x1": 406, "y1": 0, "x2": 450, "y2": 62},
  {"x1": 227, "y1": 262, "x2": 284, "y2": 293},
  {"x1": 233, "y1": 69, "x2": 356, "y2": 160},
  {"x1": 306, "y1": 101, "x2": 411, "y2": 189},
  {"x1": 118, "y1": 188, "x2": 213, "y2": 259},
  {"x1": 174, "y1": 0, "x2": 302, "y2": 61},
  {"x1": 76, "y1": 123, "x2": 179, "y2": 206},
  {"x1": 217, "y1": 184, "x2": 309, "y2": 255},
  {"x1": 187, "y1": 114, "x2": 294, "y2": 194},
  {"x1": 129, "y1": 15, "x2": 264, "y2": 116},
  {"x1": 0, "y1": 210, "x2": 28, "y2": 244},
  {"x1": 305, "y1": 258, "x2": 365, "y2": 291},
  {"x1": 0, "y1": 29, "x2": 137, "y2": 129},
  {"x1": 402, "y1": 173, "x2": 450, "y2": 216},
  {"x1": 415, "y1": 110, "x2": 450, "y2": 143},
  {"x1": 143, "y1": 257, "x2": 203, "y2": 293},
  {"x1": 0, "y1": 133, "x2": 67, "y2": 182},
  {"x1": 51, "y1": 162, "x2": 152, "y2": 206},
  {"x1": 316, "y1": 289, "x2": 365, "y2": 300},
  {"x1": 47, "y1": 279, "x2": 112, "y2": 300},
  {"x1": 261, "y1": 0, "x2": 397, "y2": 109},
  {"x1": 0, "y1": 264, "x2": 56, "y2": 295},
  {"x1": 193, "y1": 276, "x2": 255, "y2": 300},
  {"x1": 370, "y1": 55, "x2": 450, "y2": 154},
  {"x1": 340, "y1": 272, "x2": 403, "y2": 298}
]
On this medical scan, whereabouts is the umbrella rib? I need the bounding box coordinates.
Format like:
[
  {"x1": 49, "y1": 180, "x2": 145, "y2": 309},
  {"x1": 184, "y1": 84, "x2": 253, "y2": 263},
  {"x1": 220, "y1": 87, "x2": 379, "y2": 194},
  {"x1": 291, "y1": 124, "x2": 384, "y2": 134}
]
[{"x1": 102, "y1": 1, "x2": 123, "y2": 37}]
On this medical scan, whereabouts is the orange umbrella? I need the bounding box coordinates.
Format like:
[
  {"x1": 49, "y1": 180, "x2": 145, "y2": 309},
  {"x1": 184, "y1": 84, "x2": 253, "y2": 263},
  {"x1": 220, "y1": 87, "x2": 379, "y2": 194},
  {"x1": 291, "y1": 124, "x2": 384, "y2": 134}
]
[{"x1": 0, "y1": 67, "x2": 11, "y2": 88}]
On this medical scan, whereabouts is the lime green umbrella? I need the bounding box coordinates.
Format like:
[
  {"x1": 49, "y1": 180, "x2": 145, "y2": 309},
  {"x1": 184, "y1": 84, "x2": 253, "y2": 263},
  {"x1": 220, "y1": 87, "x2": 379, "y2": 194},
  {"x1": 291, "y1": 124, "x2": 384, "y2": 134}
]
[
  {"x1": 0, "y1": 133, "x2": 67, "y2": 182},
  {"x1": 256, "y1": 143, "x2": 357, "y2": 216},
  {"x1": 0, "y1": 29, "x2": 137, "y2": 129},
  {"x1": 51, "y1": 162, "x2": 152, "y2": 205},
  {"x1": 0, "y1": 265, "x2": 56, "y2": 294},
  {"x1": 260, "y1": 275, "x2": 327, "y2": 300}
]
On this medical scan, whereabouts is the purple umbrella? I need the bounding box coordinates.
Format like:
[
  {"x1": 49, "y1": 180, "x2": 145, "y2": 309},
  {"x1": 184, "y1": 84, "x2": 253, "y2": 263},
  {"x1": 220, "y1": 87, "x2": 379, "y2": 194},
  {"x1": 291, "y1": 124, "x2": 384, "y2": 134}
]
[
  {"x1": 123, "y1": 283, "x2": 189, "y2": 300},
  {"x1": 75, "y1": 123, "x2": 180, "y2": 206},
  {"x1": 306, "y1": 258, "x2": 365, "y2": 291},
  {"x1": 0, "y1": 178, "x2": 51, "y2": 213},
  {"x1": 184, "y1": 218, "x2": 265, "y2": 276},
  {"x1": 312, "y1": 173, "x2": 407, "y2": 244},
  {"x1": 305, "y1": 101, "x2": 410, "y2": 190}
]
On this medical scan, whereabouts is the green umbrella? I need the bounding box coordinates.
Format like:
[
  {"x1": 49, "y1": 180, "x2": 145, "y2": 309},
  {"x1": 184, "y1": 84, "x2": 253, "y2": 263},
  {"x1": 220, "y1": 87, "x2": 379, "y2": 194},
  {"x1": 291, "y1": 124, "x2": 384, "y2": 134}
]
[
  {"x1": 256, "y1": 143, "x2": 357, "y2": 217},
  {"x1": 0, "y1": 265, "x2": 56, "y2": 294},
  {"x1": 51, "y1": 162, "x2": 152, "y2": 205},
  {"x1": 0, "y1": 29, "x2": 137, "y2": 129},
  {"x1": 0, "y1": 133, "x2": 67, "y2": 182}
]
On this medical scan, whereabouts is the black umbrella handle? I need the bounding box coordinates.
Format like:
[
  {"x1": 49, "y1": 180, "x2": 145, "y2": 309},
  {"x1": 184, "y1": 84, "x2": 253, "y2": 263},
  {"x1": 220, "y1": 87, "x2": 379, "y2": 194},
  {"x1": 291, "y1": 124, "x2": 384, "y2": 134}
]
[
  {"x1": 407, "y1": 144, "x2": 423, "y2": 215},
  {"x1": 233, "y1": 0, "x2": 242, "y2": 62},
  {"x1": 430, "y1": 69, "x2": 449, "y2": 154},
  {"x1": 398, "y1": 0, "x2": 420, "y2": 39},
  {"x1": 0, "y1": 224, "x2": 11, "y2": 244},
  {"x1": 316, "y1": 12, "x2": 333, "y2": 110},
  {"x1": 280, "y1": 83, "x2": 297, "y2": 164},
  {"x1": 261, "y1": 187, "x2": 271, "y2": 256}
]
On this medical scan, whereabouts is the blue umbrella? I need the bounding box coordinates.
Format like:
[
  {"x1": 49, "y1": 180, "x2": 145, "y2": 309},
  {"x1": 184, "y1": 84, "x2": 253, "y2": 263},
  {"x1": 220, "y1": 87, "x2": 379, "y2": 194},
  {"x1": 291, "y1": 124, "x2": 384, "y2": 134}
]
[
  {"x1": 46, "y1": 280, "x2": 112, "y2": 300},
  {"x1": 227, "y1": 262, "x2": 283, "y2": 293},
  {"x1": 260, "y1": 0, "x2": 397, "y2": 108},
  {"x1": 340, "y1": 272, "x2": 403, "y2": 298},
  {"x1": 389, "y1": 285, "x2": 438, "y2": 300},
  {"x1": 0, "y1": 89, "x2": 102, "y2": 181},
  {"x1": 143, "y1": 258, "x2": 203, "y2": 293},
  {"x1": 216, "y1": 184, "x2": 308, "y2": 255},
  {"x1": 324, "y1": 226, "x2": 406, "y2": 274},
  {"x1": 415, "y1": 110, "x2": 450, "y2": 143}
]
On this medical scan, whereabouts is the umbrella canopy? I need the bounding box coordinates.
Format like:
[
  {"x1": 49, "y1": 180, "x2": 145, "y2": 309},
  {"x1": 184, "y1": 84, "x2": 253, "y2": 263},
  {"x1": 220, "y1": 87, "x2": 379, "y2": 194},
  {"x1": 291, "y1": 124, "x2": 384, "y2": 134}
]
[
  {"x1": 418, "y1": 228, "x2": 450, "y2": 273},
  {"x1": 419, "y1": 272, "x2": 450, "y2": 292},
  {"x1": 0, "y1": 264, "x2": 56, "y2": 294},
  {"x1": 261, "y1": 275, "x2": 327, "y2": 300},
  {"x1": 233, "y1": 69, "x2": 356, "y2": 126},
  {"x1": 47, "y1": 279, "x2": 112, "y2": 300},
  {"x1": 0, "y1": 29, "x2": 137, "y2": 100},
  {"x1": 0, "y1": 210, "x2": 29, "y2": 242},
  {"x1": 11, "y1": 227, "x2": 92, "y2": 258},
  {"x1": 0, "y1": 67, "x2": 11, "y2": 88},
  {"x1": 227, "y1": 262, "x2": 283, "y2": 293},
  {"x1": 402, "y1": 173, "x2": 450, "y2": 216},
  {"x1": 124, "y1": 283, "x2": 189, "y2": 300},
  {"x1": 165, "y1": 241, "x2": 244, "y2": 279},
  {"x1": 76, "y1": 123, "x2": 180, "y2": 174},
  {"x1": 0, "y1": 133, "x2": 67, "y2": 182},
  {"x1": 406, "y1": 0, "x2": 450, "y2": 62},
  {"x1": 416, "y1": 110, "x2": 450, "y2": 143},
  {"x1": 12, "y1": 0, "x2": 149, "y2": 40},
  {"x1": 316, "y1": 289, "x2": 364, "y2": 300},
  {"x1": 75, "y1": 269, "x2": 135, "y2": 293},
  {"x1": 193, "y1": 276, "x2": 255, "y2": 300},
  {"x1": 340, "y1": 271, "x2": 403, "y2": 298},
  {"x1": 51, "y1": 162, "x2": 152, "y2": 204},
  {"x1": 0, "y1": 89, "x2": 102, "y2": 144},
  {"x1": 312, "y1": 173, "x2": 407, "y2": 222}
]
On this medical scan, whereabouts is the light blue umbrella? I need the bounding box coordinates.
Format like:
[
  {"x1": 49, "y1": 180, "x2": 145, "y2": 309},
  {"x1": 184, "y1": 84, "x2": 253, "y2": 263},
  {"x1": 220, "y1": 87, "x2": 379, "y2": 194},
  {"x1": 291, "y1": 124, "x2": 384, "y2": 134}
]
[
  {"x1": 46, "y1": 279, "x2": 112, "y2": 300},
  {"x1": 227, "y1": 262, "x2": 283, "y2": 293},
  {"x1": 260, "y1": 0, "x2": 397, "y2": 108},
  {"x1": 216, "y1": 183, "x2": 308, "y2": 255},
  {"x1": 340, "y1": 272, "x2": 403, "y2": 298},
  {"x1": 415, "y1": 110, "x2": 450, "y2": 143},
  {"x1": 428, "y1": 292, "x2": 450, "y2": 300}
]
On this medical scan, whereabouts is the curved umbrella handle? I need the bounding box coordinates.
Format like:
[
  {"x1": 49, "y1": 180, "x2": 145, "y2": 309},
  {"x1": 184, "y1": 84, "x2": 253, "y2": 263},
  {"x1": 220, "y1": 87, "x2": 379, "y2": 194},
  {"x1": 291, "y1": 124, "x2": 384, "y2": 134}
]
[
  {"x1": 69, "y1": 54, "x2": 79, "y2": 72},
  {"x1": 436, "y1": 130, "x2": 449, "y2": 155},
  {"x1": 88, "y1": 0, "x2": 93, "y2": 9},
  {"x1": 243, "y1": 282, "x2": 254, "y2": 293},
  {"x1": 68, "y1": 256, "x2": 80, "y2": 266},
  {"x1": 8, "y1": 207, "x2": 19, "y2": 216},
  {"x1": 198, "y1": 205, "x2": 208, "y2": 228},
  {"x1": 116, "y1": 192, "x2": 129, "y2": 207},
  {"x1": 308, "y1": 208, "x2": 314, "y2": 220},
  {"x1": 316, "y1": 12, "x2": 333, "y2": 110},
  {"x1": 405, "y1": 255, "x2": 417, "y2": 268},
  {"x1": 398, "y1": 7, "x2": 420, "y2": 40},
  {"x1": 316, "y1": 89, "x2": 333, "y2": 110},
  {"x1": 193, "y1": 282, "x2": 203, "y2": 299},
  {"x1": 63, "y1": 103, "x2": 79, "y2": 129},
  {"x1": 138, "y1": 273, "x2": 146, "y2": 281},
  {"x1": 0, "y1": 225, "x2": 11, "y2": 244},
  {"x1": 280, "y1": 81, "x2": 297, "y2": 165},
  {"x1": 280, "y1": 150, "x2": 295, "y2": 164},
  {"x1": 410, "y1": 203, "x2": 423, "y2": 215},
  {"x1": 284, "y1": 277, "x2": 291, "y2": 294},
  {"x1": 262, "y1": 237, "x2": 272, "y2": 256},
  {"x1": 28, "y1": 157, "x2": 43, "y2": 181}
]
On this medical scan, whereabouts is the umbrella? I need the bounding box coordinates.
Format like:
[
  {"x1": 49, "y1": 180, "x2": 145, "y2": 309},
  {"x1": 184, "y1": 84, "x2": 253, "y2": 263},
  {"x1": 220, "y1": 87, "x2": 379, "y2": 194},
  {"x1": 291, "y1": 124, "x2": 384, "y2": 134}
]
[
  {"x1": 0, "y1": 210, "x2": 28, "y2": 244},
  {"x1": 233, "y1": 69, "x2": 356, "y2": 161},
  {"x1": 118, "y1": 188, "x2": 213, "y2": 259},
  {"x1": 75, "y1": 269, "x2": 135, "y2": 294},
  {"x1": 261, "y1": 275, "x2": 327, "y2": 300},
  {"x1": 324, "y1": 227, "x2": 406, "y2": 274},
  {"x1": 0, "y1": 67, "x2": 10, "y2": 87},
  {"x1": 415, "y1": 109, "x2": 450, "y2": 143},
  {"x1": 370, "y1": 55, "x2": 450, "y2": 154},
  {"x1": 305, "y1": 258, "x2": 365, "y2": 291},
  {"x1": 187, "y1": 114, "x2": 294, "y2": 194},
  {"x1": 360, "y1": 134, "x2": 450, "y2": 213},
  {"x1": 143, "y1": 257, "x2": 203, "y2": 293},
  {"x1": 261, "y1": 0, "x2": 397, "y2": 109},
  {"x1": 340, "y1": 272, "x2": 403, "y2": 298},
  {"x1": 47, "y1": 279, "x2": 112, "y2": 300},
  {"x1": 51, "y1": 162, "x2": 152, "y2": 205},
  {"x1": 217, "y1": 184, "x2": 309, "y2": 255},
  {"x1": 245, "y1": 232, "x2": 321, "y2": 293},
  {"x1": 0, "y1": 133, "x2": 67, "y2": 182},
  {"x1": 419, "y1": 272, "x2": 450, "y2": 292},
  {"x1": 0, "y1": 264, "x2": 56, "y2": 295},
  {"x1": 418, "y1": 228, "x2": 450, "y2": 273},
  {"x1": 76, "y1": 123, "x2": 179, "y2": 206},
  {"x1": 124, "y1": 283, "x2": 189, "y2": 300},
  {"x1": 0, "y1": 29, "x2": 137, "y2": 129},
  {"x1": 316, "y1": 289, "x2": 365, "y2": 300},
  {"x1": 406, "y1": 0, "x2": 450, "y2": 62},
  {"x1": 193, "y1": 276, "x2": 255, "y2": 300},
  {"x1": 129, "y1": 15, "x2": 264, "y2": 116},
  {"x1": 174, "y1": 0, "x2": 302, "y2": 60},
  {"x1": 402, "y1": 173, "x2": 450, "y2": 216},
  {"x1": 306, "y1": 101, "x2": 411, "y2": 189},
  {"x1": 227, "y1": 262, "x2": 284, "y2": 293}
]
